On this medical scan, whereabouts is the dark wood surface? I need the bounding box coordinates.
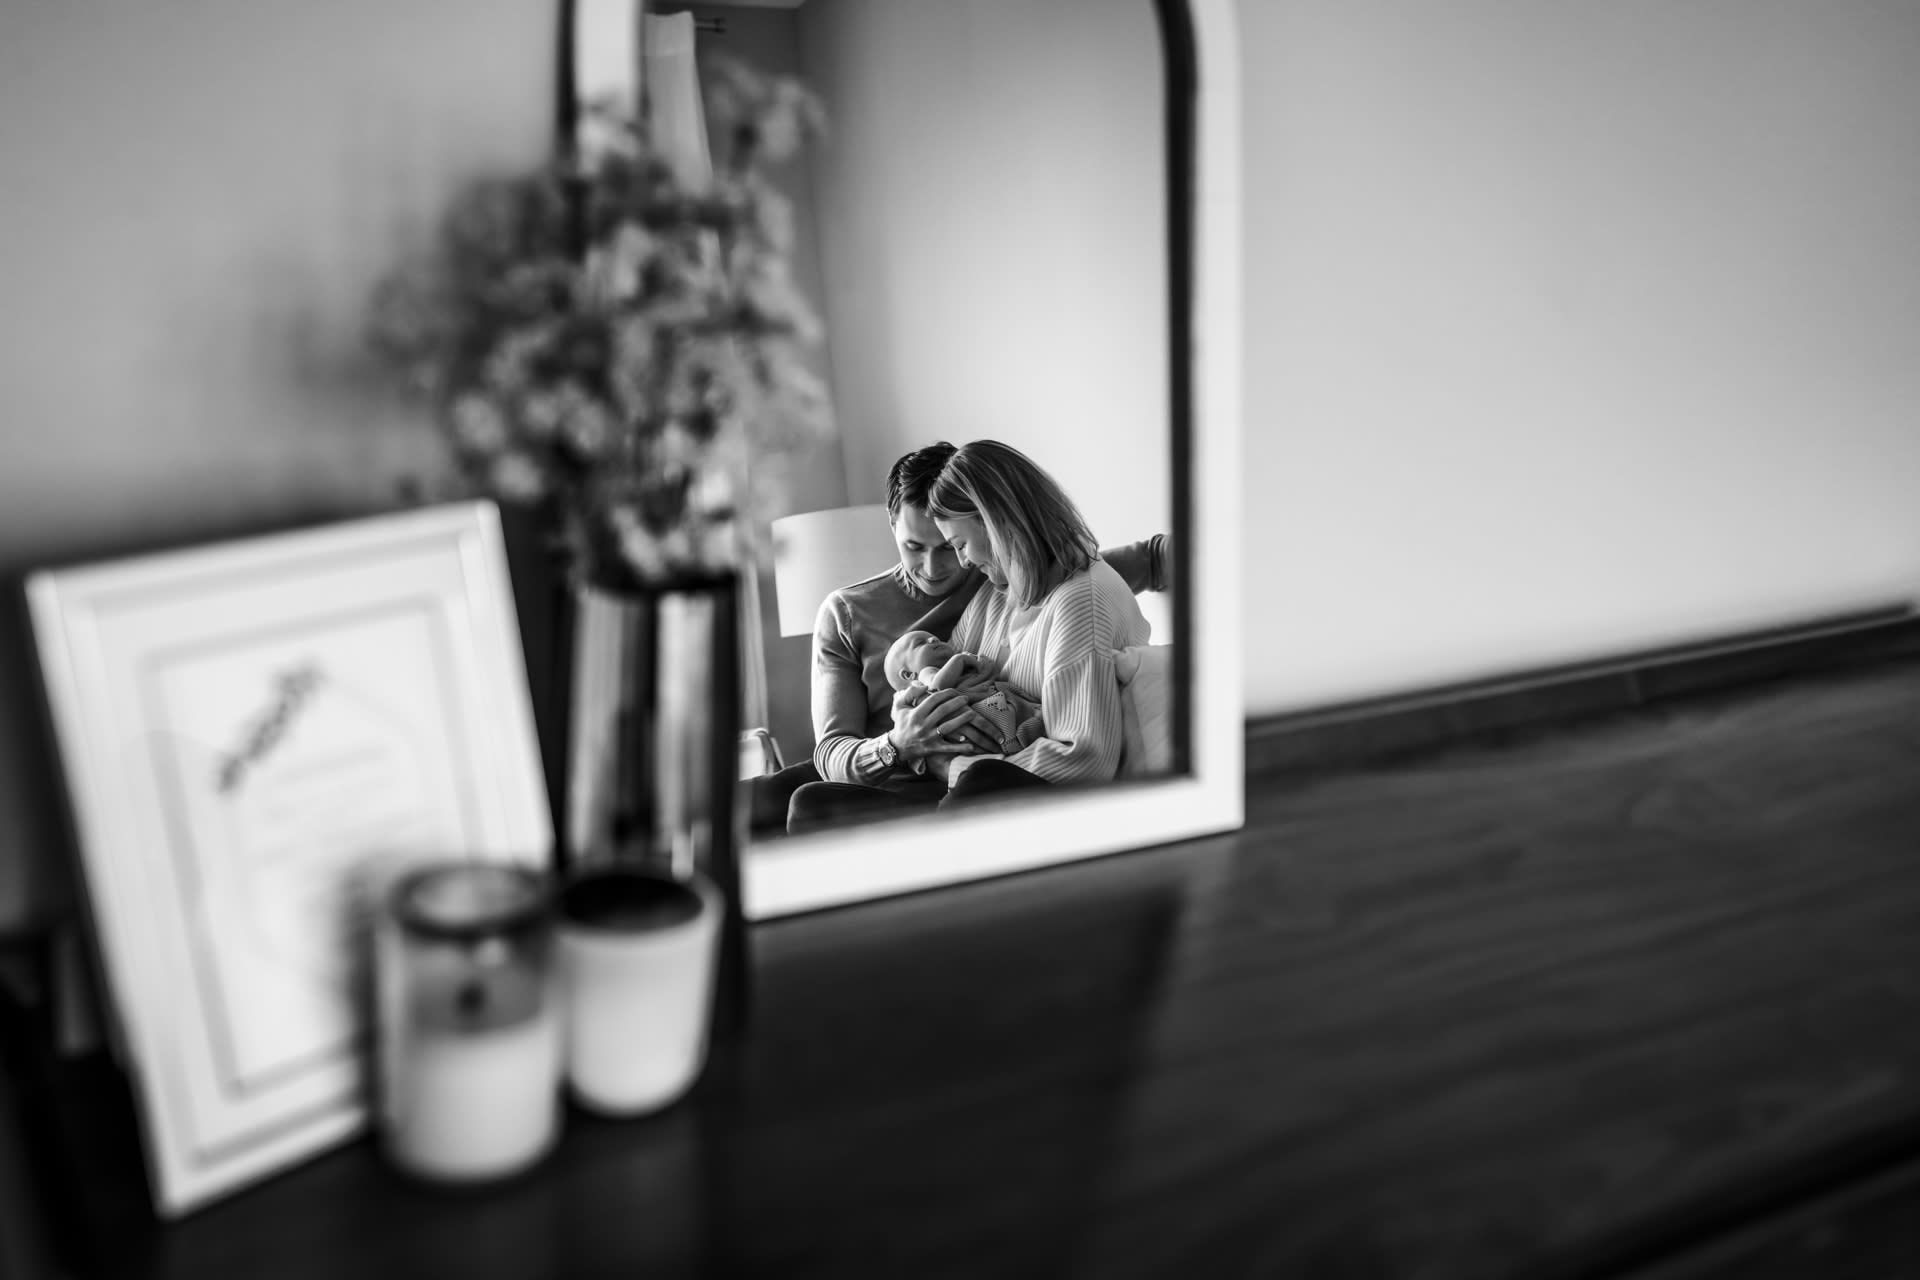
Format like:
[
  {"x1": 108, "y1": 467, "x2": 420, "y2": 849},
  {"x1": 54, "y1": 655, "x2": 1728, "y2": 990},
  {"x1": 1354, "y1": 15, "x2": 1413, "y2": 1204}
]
[
  {"x1": 1246, "y1": 604, "x2": 1920, "y2": 780},
  {"x1": 12, "y1": 656, "x2": 1920, "y2": 1278}
]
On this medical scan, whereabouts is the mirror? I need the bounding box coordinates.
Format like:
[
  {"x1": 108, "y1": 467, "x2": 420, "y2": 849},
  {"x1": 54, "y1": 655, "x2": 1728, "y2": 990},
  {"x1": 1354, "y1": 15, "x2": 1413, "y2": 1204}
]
[{"x1": 591, "y1": 0, "x2": 1241, "y2": 913}]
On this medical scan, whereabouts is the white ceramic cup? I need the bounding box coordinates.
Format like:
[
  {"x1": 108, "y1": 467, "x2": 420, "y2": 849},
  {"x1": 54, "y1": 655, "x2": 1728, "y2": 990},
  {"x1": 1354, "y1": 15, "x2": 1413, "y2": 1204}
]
[{"x1": 556, "y1": 866, "x2": 721, "y2": 1117}]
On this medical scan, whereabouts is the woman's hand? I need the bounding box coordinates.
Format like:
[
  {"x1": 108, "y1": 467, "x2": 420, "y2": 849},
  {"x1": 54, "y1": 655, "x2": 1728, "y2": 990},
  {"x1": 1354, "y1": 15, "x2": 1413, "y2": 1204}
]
[
  {"x1": 924, "y1": 652, "x2": 994, "y2": 694},
  {"x1": 890, "y1": 685, "x2": 1000, "y2": 762}
]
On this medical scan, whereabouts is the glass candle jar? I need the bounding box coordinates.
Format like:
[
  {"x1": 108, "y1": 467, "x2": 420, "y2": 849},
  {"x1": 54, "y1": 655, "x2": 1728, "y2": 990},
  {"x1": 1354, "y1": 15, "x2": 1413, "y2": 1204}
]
[{"x1": 376, "y1": 862, "x2": 560, "y2": 1183}]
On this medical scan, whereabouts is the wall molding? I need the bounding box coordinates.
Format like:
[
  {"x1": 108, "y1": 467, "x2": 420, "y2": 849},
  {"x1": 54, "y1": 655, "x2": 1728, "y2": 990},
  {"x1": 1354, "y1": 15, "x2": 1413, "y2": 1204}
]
[{"x1": 1245, "y1": 603, "x2": 1920, "y2": 776}]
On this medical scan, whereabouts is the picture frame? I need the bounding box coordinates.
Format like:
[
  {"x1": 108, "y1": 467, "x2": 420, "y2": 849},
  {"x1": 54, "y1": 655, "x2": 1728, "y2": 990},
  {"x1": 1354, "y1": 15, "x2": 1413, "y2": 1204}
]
[
  {"x1": 738, "y1": 0, "x2": 1244, "y2": 919},
  {"x1": 25, "y1": 501, "x2": 552, "y2": 1218}
]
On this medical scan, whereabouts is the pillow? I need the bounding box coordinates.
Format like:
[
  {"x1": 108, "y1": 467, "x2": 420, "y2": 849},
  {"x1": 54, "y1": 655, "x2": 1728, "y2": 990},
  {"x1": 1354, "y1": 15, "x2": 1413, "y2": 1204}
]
[{"x1": 1112, "y1": 644, "x2": 1174, "y2": 778}]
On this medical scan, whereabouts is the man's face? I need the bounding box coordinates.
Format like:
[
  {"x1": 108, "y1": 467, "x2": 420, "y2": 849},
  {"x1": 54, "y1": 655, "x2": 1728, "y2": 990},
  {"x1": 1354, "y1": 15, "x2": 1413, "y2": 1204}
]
[
  {"x1": 891, "y1": 503, "x2": 965, "y2": 596},
  {"x1": 933, "y1": 514, "x2": 1005, "y2": 590}
]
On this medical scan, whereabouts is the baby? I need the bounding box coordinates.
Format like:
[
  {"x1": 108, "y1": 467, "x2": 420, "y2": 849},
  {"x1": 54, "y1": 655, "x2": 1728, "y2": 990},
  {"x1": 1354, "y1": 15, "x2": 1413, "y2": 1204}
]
[{"x1": 883, "y1": 629, "x2": 1040, "y2": 758}]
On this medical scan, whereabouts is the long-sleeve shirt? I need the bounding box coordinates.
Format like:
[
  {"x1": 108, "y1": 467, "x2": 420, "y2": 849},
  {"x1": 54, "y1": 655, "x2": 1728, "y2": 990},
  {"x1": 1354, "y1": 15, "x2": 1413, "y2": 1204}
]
[
  {"x1": 807, "y1": 538, "x2": 1166, "y2": 786},
  {"x1": 947, "y1": 557, "x2": 1151, "y2": 786},
  {"x1": 810, "y1": 566, "x2": 949, "y2": 787}
]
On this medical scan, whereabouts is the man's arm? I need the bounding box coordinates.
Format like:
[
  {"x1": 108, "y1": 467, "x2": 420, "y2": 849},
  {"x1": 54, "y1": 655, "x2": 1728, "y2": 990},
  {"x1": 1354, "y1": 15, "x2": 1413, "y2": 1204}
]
[
  {"x1": 809, "y1": 595, "x2": 903, "y2": 785},
  {"x1": 1099, "y1": 533, "x2": 1172, "y2": 595}
]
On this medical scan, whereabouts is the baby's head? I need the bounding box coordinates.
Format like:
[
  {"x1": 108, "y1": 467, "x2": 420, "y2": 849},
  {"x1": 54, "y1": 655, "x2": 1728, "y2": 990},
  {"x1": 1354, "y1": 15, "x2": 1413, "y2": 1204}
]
[{"x1": 884, "y1": 629, "x2": 956, "y2": 690}]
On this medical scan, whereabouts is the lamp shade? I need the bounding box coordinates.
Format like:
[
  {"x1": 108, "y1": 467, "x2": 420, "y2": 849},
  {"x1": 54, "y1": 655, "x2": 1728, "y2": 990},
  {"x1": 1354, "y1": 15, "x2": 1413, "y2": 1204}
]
[{"x1": 769, "y1": 504, "x2": 897, "y2": 637}]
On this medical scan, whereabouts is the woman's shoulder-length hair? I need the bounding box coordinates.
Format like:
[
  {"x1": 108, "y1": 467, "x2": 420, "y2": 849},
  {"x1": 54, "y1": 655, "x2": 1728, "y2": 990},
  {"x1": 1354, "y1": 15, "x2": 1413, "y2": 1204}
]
[{"x1": 925, "y1": 440, "x2": 1097, "y2": 609}]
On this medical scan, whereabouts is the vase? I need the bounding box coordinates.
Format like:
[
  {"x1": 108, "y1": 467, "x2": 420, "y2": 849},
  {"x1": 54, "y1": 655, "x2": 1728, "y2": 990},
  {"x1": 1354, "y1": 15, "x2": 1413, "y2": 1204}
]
[{"x1": 562, "y1": 571, "x2": 750, "y2": 1038}]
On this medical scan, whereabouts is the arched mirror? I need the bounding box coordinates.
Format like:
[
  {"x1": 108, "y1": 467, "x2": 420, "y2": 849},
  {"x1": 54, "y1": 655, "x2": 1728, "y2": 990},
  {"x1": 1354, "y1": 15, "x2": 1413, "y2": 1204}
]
[{"x1": 570, "y1": 0, "x2": 1241, "y2": 916}]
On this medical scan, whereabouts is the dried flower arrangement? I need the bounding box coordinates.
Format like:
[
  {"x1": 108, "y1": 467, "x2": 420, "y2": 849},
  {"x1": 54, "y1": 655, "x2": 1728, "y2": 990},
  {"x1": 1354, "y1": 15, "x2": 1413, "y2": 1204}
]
[{"x1": 369, "y1": 58, "x2": 829, "y2": 591}]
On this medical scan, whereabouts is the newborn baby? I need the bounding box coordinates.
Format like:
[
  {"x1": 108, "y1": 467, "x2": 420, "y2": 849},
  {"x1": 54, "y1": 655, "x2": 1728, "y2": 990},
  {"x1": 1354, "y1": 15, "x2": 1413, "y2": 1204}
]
[{"x1": 883, "y1": 629, "x2": 1040, "y2": 758}]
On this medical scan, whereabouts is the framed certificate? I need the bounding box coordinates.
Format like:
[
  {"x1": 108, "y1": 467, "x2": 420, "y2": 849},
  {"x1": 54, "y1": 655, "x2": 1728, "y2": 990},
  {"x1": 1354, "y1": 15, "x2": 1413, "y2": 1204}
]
[{"x1": 26, "y1": 502, "x2": 553, "y2": 1217}]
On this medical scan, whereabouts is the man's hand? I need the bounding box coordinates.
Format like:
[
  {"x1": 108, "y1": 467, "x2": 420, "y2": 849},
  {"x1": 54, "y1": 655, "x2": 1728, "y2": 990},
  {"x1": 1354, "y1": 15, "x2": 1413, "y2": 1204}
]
[{"x1": 890, "y1": 684, "x2": 999, "y2": 760}]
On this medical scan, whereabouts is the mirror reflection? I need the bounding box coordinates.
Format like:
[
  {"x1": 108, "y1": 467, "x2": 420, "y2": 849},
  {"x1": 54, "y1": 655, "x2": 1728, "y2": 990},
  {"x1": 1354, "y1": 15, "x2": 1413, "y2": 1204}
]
[{"x1": 647, "y1": 0, "x2": 1176, "y2": 842}]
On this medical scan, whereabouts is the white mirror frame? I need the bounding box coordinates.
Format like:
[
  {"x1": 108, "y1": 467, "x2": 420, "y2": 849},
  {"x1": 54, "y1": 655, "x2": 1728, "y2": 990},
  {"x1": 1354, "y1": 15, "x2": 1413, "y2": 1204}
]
[{"x1": 742, "y1": 0, "x2": 1242, "y2": 919}]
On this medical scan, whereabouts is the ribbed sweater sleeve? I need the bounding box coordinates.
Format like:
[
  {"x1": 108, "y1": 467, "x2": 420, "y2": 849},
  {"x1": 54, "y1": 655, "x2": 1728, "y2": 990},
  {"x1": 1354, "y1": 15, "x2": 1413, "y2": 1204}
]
[
  {"x1": 809, "y1": 593, "x2": 893, "y2": 784},
  {"x1": 1003, "y1": 577, "x2": 1126, "y2": 785}
]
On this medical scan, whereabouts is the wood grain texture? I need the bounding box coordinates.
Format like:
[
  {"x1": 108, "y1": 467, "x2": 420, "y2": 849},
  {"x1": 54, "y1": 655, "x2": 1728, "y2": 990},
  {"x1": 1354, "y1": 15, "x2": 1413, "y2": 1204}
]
[
  {"x1": 20, "y1": 658, "x2": 1920, "y2": 1278},
  {"x1": 1623, "y1": 1154, "x2": 1920, "y2": 1280}
]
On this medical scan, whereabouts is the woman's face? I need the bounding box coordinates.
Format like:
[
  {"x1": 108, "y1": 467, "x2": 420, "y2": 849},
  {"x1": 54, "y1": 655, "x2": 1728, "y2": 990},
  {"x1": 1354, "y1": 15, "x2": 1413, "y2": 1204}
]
[
  {"x1": 891, "y1": 504, "x2": 965, "y2": 596},
  {"x1": 934, "y1": 514, "x2": 1006, "y2": 590}
]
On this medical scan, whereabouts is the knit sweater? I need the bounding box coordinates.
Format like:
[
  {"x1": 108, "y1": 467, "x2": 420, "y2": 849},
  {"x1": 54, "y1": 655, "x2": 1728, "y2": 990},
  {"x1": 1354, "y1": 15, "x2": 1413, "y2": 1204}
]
[{"x1": 947, "y1": 557, "x2": 1151, "y2": 785}]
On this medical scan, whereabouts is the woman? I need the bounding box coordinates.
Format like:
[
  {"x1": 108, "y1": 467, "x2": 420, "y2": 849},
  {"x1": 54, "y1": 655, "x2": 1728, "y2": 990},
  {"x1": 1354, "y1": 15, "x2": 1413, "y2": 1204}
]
[{"x1": 925, "y1": 440, "x2": 1150, "y2": 790}]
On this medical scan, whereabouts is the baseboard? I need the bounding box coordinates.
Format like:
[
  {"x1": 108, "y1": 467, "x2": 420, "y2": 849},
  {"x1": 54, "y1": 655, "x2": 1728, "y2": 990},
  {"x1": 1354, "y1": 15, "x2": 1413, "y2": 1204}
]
[{"x1": 1245, "y1": 603, "x2": 1920, "y2": 777}]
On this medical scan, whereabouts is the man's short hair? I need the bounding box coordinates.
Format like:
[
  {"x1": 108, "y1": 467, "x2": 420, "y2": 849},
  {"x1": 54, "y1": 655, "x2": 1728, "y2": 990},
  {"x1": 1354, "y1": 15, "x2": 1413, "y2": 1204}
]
[{"x1": 886, "y1": 442, "x2": 959, "y2": 519}]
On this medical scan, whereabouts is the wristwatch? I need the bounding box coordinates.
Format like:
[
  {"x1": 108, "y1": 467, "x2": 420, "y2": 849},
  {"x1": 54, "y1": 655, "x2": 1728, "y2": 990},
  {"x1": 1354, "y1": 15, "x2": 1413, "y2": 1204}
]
[{"x1": 874, "y1": 732, "x2": 900, "y2": 772}]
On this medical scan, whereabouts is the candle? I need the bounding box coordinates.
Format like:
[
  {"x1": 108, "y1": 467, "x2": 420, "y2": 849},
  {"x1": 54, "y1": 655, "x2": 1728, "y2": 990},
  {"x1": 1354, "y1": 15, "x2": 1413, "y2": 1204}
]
[
  {"x1": 377, "y1": 864, "x2": 560, "y2": 1183},
  {"x1": 557, "y1": 866, "x2": 719, "y2": 1117}
]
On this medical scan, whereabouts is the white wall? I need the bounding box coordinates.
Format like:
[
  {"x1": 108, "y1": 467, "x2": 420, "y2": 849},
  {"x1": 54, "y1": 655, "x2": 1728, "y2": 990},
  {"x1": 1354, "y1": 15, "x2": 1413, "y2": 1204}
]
[
  {"x1": 796, "y1": 0, "x2": 1172, "y2": 553},
  {"x1": 0, "y1": 0, "x2": 554, "y2": 931},
  {"x1": 1240, "y1": 0, "x2": 1920, "y2": 714}
]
